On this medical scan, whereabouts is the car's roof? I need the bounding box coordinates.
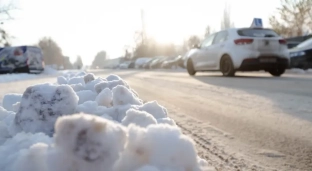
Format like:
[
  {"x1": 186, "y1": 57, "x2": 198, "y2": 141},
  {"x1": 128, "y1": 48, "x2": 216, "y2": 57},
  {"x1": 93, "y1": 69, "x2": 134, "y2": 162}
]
[{"x1": 219, "y1": 27, "x2": 276, "y2": 32}]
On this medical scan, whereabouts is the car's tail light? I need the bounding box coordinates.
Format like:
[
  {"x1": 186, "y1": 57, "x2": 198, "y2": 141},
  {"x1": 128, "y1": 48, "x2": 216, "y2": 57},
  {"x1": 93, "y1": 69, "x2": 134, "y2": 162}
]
[
  {"x1": 234, "y1": 39, "x2": 253, "y2": 45},
  {"x1": 279, "y1": 39, "x2": 287, "y2": 44}
]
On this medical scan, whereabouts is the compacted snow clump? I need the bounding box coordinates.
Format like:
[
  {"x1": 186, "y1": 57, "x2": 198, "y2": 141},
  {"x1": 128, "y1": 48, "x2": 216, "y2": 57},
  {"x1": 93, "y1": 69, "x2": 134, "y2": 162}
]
[{"x1": 0, "y1": 71, "x2": 213, "y2": 171}]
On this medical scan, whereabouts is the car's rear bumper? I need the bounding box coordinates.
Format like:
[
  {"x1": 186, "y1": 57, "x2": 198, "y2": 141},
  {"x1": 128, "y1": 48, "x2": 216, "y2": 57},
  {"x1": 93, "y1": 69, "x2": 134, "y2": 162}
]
[
  {"x1": 238, "y1": 57, "x2": 289, "y2": 71},
  {"x1": 29, "y1": 67, "x2": 44, "y2": 73}
]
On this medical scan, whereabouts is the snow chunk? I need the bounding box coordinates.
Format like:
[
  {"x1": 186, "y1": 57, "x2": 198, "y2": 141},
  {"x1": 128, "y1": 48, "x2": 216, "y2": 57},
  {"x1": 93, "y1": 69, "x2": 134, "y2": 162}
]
[
  {"x1": 114, "y1": 124, "x2": 200, "y2": 171},
  {"x1": 70, "y1": 83, "x2": 85, "y2": 92},
  {"x1": 57, "y1": 76, "x2": 68, "y2": 85},
  {"x1": 95, "y1": 80, "x2": 129, "y2": 94},
  {"x1": 51, "y1": 113, "x2": 127, "y2": 171},
  {"x1": 137, "y1": 101, "x2": 167, "y2": 119},
  {"x1": 83, "y1": 73, "x2": 95, "y2": 84},
  {"x1": 12, "y1": 102, "x2": 20, "y2": 113},
  {"x1": 76, "y1": 101, "x2": 98, "y2": 114},
  {"x1": 68, "y1": 76, "x2": 85, "y2": 86},
  {"x1": 0, "y1": 106, "x2": 16, "y2": 137},
  {"x1": 122, "y1": 109, "x2": 157, "y2": 128},
  {"x1": 110, "y1": 104, "x2": 135, "y2": 122},
  {"x1": 0, "y1": 121, "x2": 10, "y2": 144},
  {"x1": 157, "y1": 117, "x2": 176, "y2": 126},
  {"x1": 106, "y1": 74, "x2": 122, "y2": 81},
  {"x1": 0, "y1": 132, "x2": 52, "y2": 171},
  {"x1": 95, "y1": 88, "x2": 113, "y2": 107},
  {"x1": 85, "y1": 78, "x2": 104, "y2": 92},
  {"x1": 0, "y1": 106, "x2": 14, "y2": 120},
  {"x1": 2, "y1": 94, "x2": 22, "y2": 111},
  {"x1": 131, "y1": 88, "x2": 139, "y2": 97},
  {"x1": 112, "y1": 85, "x2": 142, "y2": 106},
  {"x1": 76, "y1": 90, "x2": 97, "y2": 104},
  {"x1": 13, "y1": 143, "x2": 49, "y2": 171},
  {"x1": 14, "y1": 83, "x2": 79, "y2": 136},
  {"x1": 75, "y1": 71, "x2": 87, "y2": 77}
]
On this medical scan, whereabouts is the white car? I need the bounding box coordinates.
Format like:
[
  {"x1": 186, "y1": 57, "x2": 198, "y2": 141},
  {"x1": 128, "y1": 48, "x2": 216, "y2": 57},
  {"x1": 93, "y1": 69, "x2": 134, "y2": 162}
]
[
  {"x1": 185, "y1": 27, "x2": 290, "y2": 77},
  {"x1": 119, "y1": 61, "x2": 131, "y2": 69}
]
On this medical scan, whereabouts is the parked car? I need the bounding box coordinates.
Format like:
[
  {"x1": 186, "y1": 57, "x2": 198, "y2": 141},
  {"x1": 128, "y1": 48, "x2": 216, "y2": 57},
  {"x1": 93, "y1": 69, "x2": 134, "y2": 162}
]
[
  {"x1": 185, "y1": 26, "x2": 289, "y2": 77},
  {"x1": 143, "y1": 58, "x2": 157, "y2": 69},
  {"x1": 287, "y1": 41, "x2": 301, "y2": 49},
  {"x1": 289, "y1": 38, "x2": 312, "y2": 69},
  {"x1": 135, "y1": 57, "x2": 151, "y2": 69},
  {"x1": 0, "y1": 46, "x2": 44, "y2": 74},
  {"x1": 150, "y1": 56, "x2": 167, "y2": 69},
  {"x1": 128, "y1": 60, "x2": 136, "y2": 69},
  {"x1": 119, "y1": 61, "x2": 131, "y2": 69},
  {"x1": 161, "y1": 56, "x2": 184, "y2": 69},
  {"x1": 26, "y1": 46, "x2": 45, "y2": 73}
]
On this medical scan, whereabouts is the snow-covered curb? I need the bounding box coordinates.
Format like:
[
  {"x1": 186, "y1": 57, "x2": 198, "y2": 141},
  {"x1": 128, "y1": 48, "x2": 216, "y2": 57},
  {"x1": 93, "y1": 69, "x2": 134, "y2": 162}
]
[
  {"x1": 0, "y1": 71, "x2": 213, "y2": 171},
  {"x1": 0, "y1": 67, "x2": 85, "y2": 83},
  {"x1": 286, "y1": 68, "x2": 312, "y2": 74}
]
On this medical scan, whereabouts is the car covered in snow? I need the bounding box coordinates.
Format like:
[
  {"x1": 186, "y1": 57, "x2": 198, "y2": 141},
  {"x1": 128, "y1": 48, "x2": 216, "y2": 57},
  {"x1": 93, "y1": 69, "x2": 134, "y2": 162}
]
[
  {"x1": 185, "y1": 19, "x2": 290, "y2": 77},
  {"x1": 0, "y1": 46, "x2": 44, "y2": 74},
  {"x1": 289, "y1": 38, "x2": 312, "y2": 69}
]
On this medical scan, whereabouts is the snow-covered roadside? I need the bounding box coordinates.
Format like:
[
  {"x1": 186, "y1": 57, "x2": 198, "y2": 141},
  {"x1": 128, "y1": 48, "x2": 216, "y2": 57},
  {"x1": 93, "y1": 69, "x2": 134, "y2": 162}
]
[
  {"x1": 286, "y1": 68, "x2": 312, "y2": 74},
  {"x1": 0, "y1": 71, "x2": 213, "y2": 171},
  {"x1": 0, "y1": 67, "x2": 84, "y2": 83}
]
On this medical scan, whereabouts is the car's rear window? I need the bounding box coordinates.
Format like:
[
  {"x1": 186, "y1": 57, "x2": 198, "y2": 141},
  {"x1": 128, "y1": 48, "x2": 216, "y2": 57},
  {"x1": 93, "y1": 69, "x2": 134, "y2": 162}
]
[{"x1": 237, "y1": 28, "x2": 279, "y2": 37}]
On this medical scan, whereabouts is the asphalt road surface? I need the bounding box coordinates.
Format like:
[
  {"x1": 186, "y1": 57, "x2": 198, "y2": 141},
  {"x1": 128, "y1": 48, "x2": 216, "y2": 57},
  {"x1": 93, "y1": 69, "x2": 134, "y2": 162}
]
[{"x1": 2, "y1": 69, "x2": 312, "y2": 171}]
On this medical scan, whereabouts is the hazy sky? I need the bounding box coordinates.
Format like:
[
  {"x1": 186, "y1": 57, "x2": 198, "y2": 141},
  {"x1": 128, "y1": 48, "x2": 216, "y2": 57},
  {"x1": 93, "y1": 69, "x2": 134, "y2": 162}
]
[{"x1": 2, "y1": 0, "x2": 280, "y2": 65}]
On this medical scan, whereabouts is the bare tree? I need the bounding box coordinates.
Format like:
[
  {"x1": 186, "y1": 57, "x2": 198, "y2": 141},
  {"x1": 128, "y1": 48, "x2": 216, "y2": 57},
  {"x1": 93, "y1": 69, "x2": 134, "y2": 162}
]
[
  {"x1": 38, "y1": 37, "x2": 64, "y2": 67},
  {"x1": 205, "y1": 25, "x2": 211, "y2": 37},
  {"x1": 220, "y1": 3, "x2": 234, "y2": 30},
  {"x1": 0, "y1": 3, "x2": 17, "y2": 46},
  {"x1": 92, "y1": 51, "x2": 107, "y2": 68},
  {"x1": 187, "y1": 35, "x2": 201, "y2": 49},
  {"x1": 74, "y1": 56, "x2": 83, "y2": 69},
  {"x1": 269, "y1": 0, "x2": 312, "y2": 37}
]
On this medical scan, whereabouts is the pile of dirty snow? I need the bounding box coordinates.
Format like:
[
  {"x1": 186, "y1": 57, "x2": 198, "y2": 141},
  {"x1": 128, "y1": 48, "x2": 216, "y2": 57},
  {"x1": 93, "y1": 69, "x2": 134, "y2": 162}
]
[{"x1": 0, "y1": 71, "x2": 213, "y2": 171}]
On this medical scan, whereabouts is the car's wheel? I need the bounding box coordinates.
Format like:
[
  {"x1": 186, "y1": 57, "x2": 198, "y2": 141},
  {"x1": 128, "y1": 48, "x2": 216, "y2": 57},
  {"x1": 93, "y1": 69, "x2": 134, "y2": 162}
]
[
  {"x1": 187, "y1": 59, "x2": 196, "y2": 76},
  {"x1": 220, "y1": 55, "x2": 235, "y2": 76},
  {"x1": 269, "y1": 68, "x2": 285, "y2": 77}
]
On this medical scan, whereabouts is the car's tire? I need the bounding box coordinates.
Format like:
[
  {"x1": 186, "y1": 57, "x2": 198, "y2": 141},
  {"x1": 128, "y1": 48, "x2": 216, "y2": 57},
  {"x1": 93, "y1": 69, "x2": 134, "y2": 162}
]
[
  {"x1": 187, "y1": 59, "x2": 196, "y2": 76},
  {"x1": 220, "y1": 55, "x2": 235, "y2": 76},
  {"x1": 269, "y1": 68, "x2": 285, "y2": 77}
]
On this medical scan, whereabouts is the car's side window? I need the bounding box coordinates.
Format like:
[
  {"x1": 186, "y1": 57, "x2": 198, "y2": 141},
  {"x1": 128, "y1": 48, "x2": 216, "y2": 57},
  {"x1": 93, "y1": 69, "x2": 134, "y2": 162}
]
[
  {"x1": 212, "y1": 31, "x2": 228, "y2": 44},
  {"x1": 200, "y1": 34, "x2": 216, "y2": 48}
]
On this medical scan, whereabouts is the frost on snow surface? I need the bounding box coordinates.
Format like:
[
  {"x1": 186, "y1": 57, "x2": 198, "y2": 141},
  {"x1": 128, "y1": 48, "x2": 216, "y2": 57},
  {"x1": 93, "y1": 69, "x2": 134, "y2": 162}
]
[{"x1": 0, "y1": 72, "x2": 213, "y2": 171}]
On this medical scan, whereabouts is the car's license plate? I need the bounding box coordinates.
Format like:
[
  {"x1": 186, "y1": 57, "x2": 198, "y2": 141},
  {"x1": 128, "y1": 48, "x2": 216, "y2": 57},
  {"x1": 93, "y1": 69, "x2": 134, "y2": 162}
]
[
  {"x1": 263, "y1": 40, "x2": 270, "y2": 46},
  {"x1": 259, "y1": 58, "x2": 276, "y2": 63}
]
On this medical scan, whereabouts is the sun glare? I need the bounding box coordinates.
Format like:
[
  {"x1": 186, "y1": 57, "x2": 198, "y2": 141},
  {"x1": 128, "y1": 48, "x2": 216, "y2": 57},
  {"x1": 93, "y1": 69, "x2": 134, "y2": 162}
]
[{"x1": 143, "y1": 7, "x2": 189, "y2": 45}]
